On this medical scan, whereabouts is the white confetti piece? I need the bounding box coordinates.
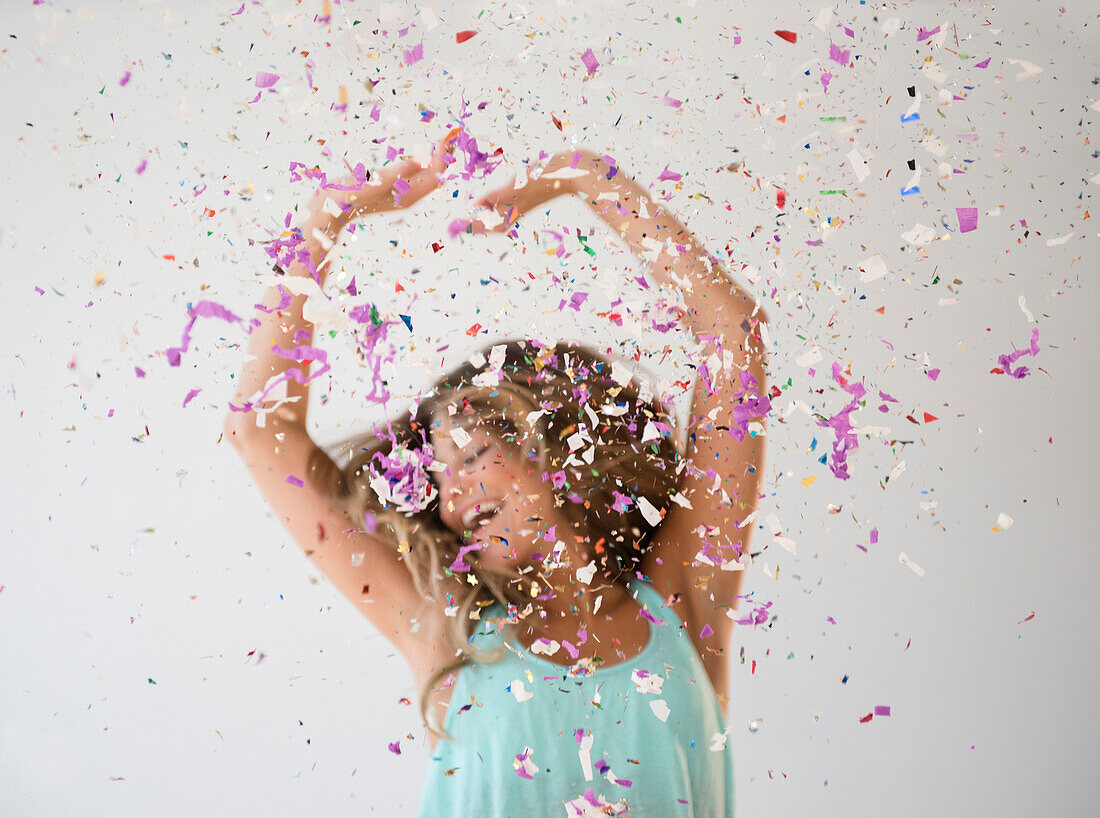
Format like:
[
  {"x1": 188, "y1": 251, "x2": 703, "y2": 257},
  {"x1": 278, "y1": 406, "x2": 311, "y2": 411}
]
[
  {"x1": 901, "y1": 223, "x2": 936, "y2": 245},
  {"x1": 898, "y1": 552, "x2": 926, "y2": 577},
  {"x1": 578, "y1": 733, "x2": 594, "y2": 781},
  {"x1": 847, "y1": 147, "x2": 869, "y2": 181},
  {"x1": 610, "y1": 360, "x2": 633, "y2": 386},
  {"x1": 576, "y1": 560, "x2": 597, "y2": 585},
  {"x1": 1007, "y1": 58, "x2": 1043, "y2": 80},
  {"x1": 449, "y1": 427, "x2": 472, "y2": 449},
  {"x1": 636, "y1": 496, "x2": 663, "y2": 526},
  {"x1": 1018, "y1": 296, "x2": 1035, "y2": 323},
  {"x1": 632, "y1": 669, "x2": 664, "y2": 694},
  {"x1": 796, "y1": 344, "x2": 823, "y2": 367},
  {"x1": 650, "y1": 699, "x2": 671, "y2": 722},
  {"x1": 510, "y1": 680, "x2": 533, "y2": 702},
  {"x1": 531, "y1": 638, "x2": 561, "y2": 657},
  {"x1": 858, "y1": 254, "x2": 888, "y2": 283},
  {"x1": 996, "y1": 512, "x2": 1014, "y2": 530}
]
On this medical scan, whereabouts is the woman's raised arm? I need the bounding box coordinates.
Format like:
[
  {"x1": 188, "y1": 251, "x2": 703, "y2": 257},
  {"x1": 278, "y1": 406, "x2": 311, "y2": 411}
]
[
  {"x1": 221, "y1": 136, "x2": 460, "y2": 675},
  {"x1": 472, "y1": 149, "x2": 769, "y2": 707}
]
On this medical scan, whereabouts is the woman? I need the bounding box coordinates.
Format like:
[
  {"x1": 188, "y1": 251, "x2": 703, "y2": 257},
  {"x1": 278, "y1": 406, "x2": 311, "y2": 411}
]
[{"x1": 224, "y1": 132, "x2": 769, "y2": 816}]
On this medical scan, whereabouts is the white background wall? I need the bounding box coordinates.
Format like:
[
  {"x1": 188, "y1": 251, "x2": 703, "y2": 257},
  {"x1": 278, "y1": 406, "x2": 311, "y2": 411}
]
[{"x1": 2, "y1": 1, "x2": 1096, "y2": 816}]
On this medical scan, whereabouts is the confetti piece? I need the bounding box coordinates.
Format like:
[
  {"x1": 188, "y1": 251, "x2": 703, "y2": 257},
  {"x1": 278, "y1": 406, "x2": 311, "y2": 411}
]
[
  {"x1": 774, "y1": 30, "x2": 798, "y2": 44},
  {"x1": 829, "y1": 43, "x2": 850, "y2": 65},
  {"x1": 455, "y1": 30, "x2": 477, "y2": 44},
  {"x1": 858, "y1": 254, "x2": 888, "y2": 282},
  {"x1": 254, "y1": 71, "x2": 280, "y2": 88},
  {"x1": 898, "y1": 552, "x2": 926, "y2": 577},
  {"x1": 581, "y1": 48, "x2": 600, "y2": 75},
  {"x1": 995, "y1": 328, "x2": 1040, "y2": 379},
  {"x1": 956, "y1": 207, "x2": 979, "y2": 233}
]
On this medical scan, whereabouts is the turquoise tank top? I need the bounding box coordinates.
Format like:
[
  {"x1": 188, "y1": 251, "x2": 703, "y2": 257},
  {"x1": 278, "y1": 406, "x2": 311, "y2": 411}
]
[{"x1": 417, "y1": 578, "x2": 735, "y2": 817}]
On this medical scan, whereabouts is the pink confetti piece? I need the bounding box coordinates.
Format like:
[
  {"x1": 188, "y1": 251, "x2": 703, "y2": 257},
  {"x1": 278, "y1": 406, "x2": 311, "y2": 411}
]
[
  {"x1": 818, "y1": 362, "x2": 866, "y2": 480},
  {"x1": 733, "y1": 600, "x2": 773, "y2": 626},
  {"x1": 995, "y1": 328, "x2": 1041, "y2": 379},
  {"x1": 254, "y1": 71, "x2": 280, "y2": 88},
  {"x1": 874, "y1": 705, "x2": 891, "y2": 716},
  {"x1": 387, "y1": 740, "x2": 401, "y2": 755},
  {"x1": 657, "y1": 166, "x2": 682, "y2": 182},
  {"x1": 134, "y1": 366, "x2": 146, "y2": 379},
  {"x1": 956, "y1": 207, "x2": 978, "y2": 233},
  {"x1": 581, "y1": 48, "x2": 599, "y2": 75},
  {"x1": 699, "y1": 623, "x2": 714, "y2": 638},
  {"x1": 167, "y1": 300, "x2": 246, "y2": 367},
  {"x1": 916, "y1": 25, "x2": 941, "y2": 42},
  {"x1": 926, "y1": 368, "x2": 941, "y2": 381},
  {"x1": 829, "y1": 42, "x2": 850, "y2": 65},
  {"x1": 402, "y1": 43, "x2": 424, "y2": 66},
  {"x1": 230, "y1": 4, "x2": 244, "y2": 15},
  {"x1": 285, "y1": 475, "x2": 304, "y2": 488},
  {"x1": 119, "y1": 71, "x2": 131, "y2": 87},
  {"x1": 975, "y1": 57, "x2": 991, "y2": 68},
  {"x1": 182, "y1": 388, "x2": 201, "y2": 407},
  {"x1": 135, "y1": 159, "x2": 148, "y2": 175}
]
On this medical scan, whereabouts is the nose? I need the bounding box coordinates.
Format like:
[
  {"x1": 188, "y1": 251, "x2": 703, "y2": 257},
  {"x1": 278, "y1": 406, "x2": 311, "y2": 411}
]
[{"x1": 436, "y1": 467, "x2": 468, "y2": 504}]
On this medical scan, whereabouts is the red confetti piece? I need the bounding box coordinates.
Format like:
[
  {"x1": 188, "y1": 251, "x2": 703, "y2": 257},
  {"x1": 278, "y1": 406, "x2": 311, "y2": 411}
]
[
  {"x1": 859, "y1": 712, "x2": 874, "y2": 723},
  {"x1": 775, "y1": 30, "x2": 798, "y2": 43},
  {"x1": 465, "y1": 323, "x2": 482, "y2": 336},
  {"x1": 923, "y1": 412, "x2": 938, "y2": 423},
  {"x1": 456, "y1": 30, "x2": 477, "y2": 43}
]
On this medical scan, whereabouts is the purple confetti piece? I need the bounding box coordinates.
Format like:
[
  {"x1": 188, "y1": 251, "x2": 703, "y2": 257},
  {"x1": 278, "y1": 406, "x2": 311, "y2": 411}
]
[
  {"x1": 917, "y1": 25, "x2": 941, "y2": 42},
  {"x1": 387, "y1": 740, "x2": 401, "y2": 755},
  {"x1": 119, "y1": 71, "x2": 131, "y2": 87},
  {"x1": 657, "y1": 166, "x2": 682, "y2": 182},
  {"x1": 829, "y1": 42, "x2": 850, "y2": 65},
  {"x1": 254, "y1": 71, "x2": 280, "y2": 88},
  {"x1": 996, "y1": 327, "x2": 1040, "y2": 379},
  {"x1": 699, "y1": 623, "x2": 714, "y2": 638},
  {"x1": 402, "y1": 43, "x2": 424, "y2": 66},
  {"x1": 285, "y1": 475, "x2": 304, "y2": 487},
  {"x1": 956, "y1": 207, "x2": 978, "y2": 233},
  {"x1": 182, "y1": 388, "x2": 201, "y2": 408},
  {"x1": 581, "y1": 48, "x2": 599, "y2": 75},
  {"x1": 166, "y1": 300, "x2": 246, "y2": 367},
  {"x1": 874, "y1": 705, "x2": 891, "y2": 716},
  {"x1": 975, "y1": 57, "x2": 991, "y2": 68}
]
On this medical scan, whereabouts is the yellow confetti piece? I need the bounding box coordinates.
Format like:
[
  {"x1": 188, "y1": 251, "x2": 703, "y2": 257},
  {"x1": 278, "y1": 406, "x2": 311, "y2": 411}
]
[{"x1": 801, "y1": 475, "x2": 817, "y2": 487}]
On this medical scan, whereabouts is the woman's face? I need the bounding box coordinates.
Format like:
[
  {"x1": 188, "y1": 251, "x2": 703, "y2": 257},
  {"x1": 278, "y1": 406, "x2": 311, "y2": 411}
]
[{"x1": 429, "y1": 406, "x2": 562, "y2": 571}]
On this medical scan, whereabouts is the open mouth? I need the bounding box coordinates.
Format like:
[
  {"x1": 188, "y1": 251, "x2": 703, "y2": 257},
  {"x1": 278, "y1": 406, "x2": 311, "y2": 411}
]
[{"x1": 461, "y1": 500, "x2": 504, "y2": 535}]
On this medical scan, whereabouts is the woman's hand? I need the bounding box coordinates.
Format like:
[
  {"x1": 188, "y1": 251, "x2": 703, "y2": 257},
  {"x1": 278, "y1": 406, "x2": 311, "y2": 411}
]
[
  {"x1": 309, "y1": 130, "x2": 460, "y2": 232},
  {"x1": 468, "y1": 149, "x2": 599, "y2": 234}
]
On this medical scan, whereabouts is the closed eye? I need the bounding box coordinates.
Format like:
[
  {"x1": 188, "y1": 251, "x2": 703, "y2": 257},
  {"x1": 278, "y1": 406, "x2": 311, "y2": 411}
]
[{"x1": 464, "y1": 445, "x2": 489, "y2": 466}]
